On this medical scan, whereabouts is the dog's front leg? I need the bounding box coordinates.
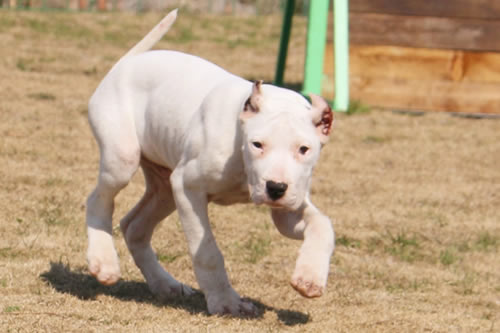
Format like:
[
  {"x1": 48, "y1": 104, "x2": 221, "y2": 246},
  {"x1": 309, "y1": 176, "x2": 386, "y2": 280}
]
[
  {"x1": 271, "y1": 208, "x2": 306, "y2": 240},
  {"x1": 271, "y1": 197, "x2": 334, "y2": 298},
  {"x1": 170, "y1": 167, "x2": 256, "y2": 316}
]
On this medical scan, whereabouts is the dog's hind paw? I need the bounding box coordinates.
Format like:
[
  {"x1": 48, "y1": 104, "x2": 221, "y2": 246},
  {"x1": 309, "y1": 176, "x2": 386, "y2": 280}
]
[
  {"x1": 87, "y1": 231, "x2": 121, "y2": 285},
  {"x1": 88, "y1": 256, "x2": 121, "y2": 286},
  {"x1": 206, "y1": 289, "x2": 257, "y2": 317},
  {"x1": 150, "y1": 279, "x2": 195, "y2": 301}
]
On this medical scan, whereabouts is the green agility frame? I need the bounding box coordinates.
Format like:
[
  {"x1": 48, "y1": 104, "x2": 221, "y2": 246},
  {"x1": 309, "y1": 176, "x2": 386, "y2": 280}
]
[{"x1": 274, "y1": 0, "x2": 349, "y2": 112}]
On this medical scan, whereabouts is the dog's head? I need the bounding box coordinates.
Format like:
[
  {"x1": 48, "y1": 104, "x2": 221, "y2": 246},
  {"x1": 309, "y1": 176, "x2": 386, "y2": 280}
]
[{"x1": 240, "y1": 81, "x2": 333, "y2": 211}]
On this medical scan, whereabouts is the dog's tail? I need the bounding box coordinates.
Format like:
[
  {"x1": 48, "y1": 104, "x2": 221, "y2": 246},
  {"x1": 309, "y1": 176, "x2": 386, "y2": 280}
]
[{"x1": 121, "y1": 9, "x2": 178, "y2": 59}]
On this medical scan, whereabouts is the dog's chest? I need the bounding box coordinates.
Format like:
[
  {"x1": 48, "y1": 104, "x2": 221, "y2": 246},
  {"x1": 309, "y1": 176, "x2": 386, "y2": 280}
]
[{"x1": 208, "y1": 182, "x2": 250, "y2": 205}]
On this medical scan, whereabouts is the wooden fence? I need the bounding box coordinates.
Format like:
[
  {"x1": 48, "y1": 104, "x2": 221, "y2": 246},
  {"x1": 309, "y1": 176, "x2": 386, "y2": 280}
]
[
  {"x1": 324, "y1": 0, "x2": 500, "y2": 114},
  {"x1": 0, "y1": 0, "x2": 110, "y2": 10},
  {"x1": 0, "y1": 0, "x2": 289, "y2": 13}
]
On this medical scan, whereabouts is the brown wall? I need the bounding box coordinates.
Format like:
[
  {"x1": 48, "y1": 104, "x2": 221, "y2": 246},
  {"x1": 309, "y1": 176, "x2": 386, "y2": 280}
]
[{"x1": 324, "y1": 0, "x2": 500, "y2": 114}]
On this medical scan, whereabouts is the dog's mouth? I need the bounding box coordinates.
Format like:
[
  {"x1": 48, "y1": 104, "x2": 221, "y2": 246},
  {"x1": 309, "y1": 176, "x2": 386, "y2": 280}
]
[
  {"x1": 253, "y1": 193, "x2": 301, "y2": 211},
  {"x1": 263, "y1": 200, "x2": 286, "y2": 209},
  {"x1": 253, "y1": 199, "x2": 288, "y2": 210},
  {"x1": 250, "y1": 191, "x2": 284, "y2": 208},
  {"x1": 248, "y1": 183, "x2": 302, "y2": 210}
]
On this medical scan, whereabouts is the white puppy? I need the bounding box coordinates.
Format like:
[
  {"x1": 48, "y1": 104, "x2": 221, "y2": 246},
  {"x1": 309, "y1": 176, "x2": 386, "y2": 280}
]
[{"x1": 86, "y1": 10, "x2": 335, "y2": 316}]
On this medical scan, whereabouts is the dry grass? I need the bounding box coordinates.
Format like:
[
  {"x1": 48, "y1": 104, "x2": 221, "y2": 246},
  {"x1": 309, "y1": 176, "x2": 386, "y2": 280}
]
[{"x1": 1, "y1": 10, "x2": 499, "y2": 332}]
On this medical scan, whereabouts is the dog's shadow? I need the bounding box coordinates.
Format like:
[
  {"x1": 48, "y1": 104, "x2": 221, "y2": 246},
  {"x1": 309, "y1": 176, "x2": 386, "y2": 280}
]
[{"x1": 40, "y1": 261, "x2": 309, "y2": 325}]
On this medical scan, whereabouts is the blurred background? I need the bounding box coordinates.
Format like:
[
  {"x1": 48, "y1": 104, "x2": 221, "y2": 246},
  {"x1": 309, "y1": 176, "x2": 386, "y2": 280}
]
[
  {"x1": 4, "y1": 0, "x2": 500, "y2": 115},
  {"x1": 0, "y1": 0, "x2": 306, "y2": 14}
]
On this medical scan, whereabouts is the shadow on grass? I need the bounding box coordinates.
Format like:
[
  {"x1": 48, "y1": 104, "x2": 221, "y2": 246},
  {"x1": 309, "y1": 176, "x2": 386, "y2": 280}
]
[{"x1": 40, "y1": 261, "x2": 309, "y2": 325}]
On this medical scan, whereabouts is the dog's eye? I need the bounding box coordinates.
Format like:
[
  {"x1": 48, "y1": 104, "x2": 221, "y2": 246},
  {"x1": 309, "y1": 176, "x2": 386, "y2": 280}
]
[
  {"x1": 252, "y1": 141, "x2": 263, "y2": 149},
  {"x1": 299, "y1": 146, "x2": 309, "y2": 155}
]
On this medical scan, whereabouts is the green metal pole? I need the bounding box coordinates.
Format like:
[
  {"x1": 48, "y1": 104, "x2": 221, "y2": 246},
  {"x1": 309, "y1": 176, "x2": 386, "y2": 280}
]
[
  {"x1": 302, "y1": 0, "x2": 329, "y2": 96},
  {"x1": 334, "y1": 0, "x2": 349, "y2": 111},
  {"x1": 274, "y1": 0, "x2": 295, "y2": 87}
]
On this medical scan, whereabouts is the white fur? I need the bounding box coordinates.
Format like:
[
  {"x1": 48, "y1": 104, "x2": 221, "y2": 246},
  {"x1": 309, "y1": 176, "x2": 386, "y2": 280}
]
[{"x1": 85, "y1": 10, "x2": 335, "y2": 316}]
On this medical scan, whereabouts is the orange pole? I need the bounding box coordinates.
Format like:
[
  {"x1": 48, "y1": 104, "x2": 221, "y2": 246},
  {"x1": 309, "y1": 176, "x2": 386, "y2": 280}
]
[
  {"x1": 97, "y1": 0, "x2": 106, "y2": 11},
  {"x1": 78, "y1": 0, "x2": 87, "y2": 10}
]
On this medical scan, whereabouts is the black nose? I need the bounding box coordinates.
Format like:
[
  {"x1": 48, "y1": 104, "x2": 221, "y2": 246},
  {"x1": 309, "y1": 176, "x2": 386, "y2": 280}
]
[{"x1": 266, "y1": 181, "x2": 288, "y2": 201}]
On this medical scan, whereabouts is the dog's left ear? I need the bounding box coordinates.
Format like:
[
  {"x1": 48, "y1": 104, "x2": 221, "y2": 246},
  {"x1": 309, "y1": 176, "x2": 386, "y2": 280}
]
[
  {"x1": 309, "y1": 94, "x2": 334, "y2": 145},
  {"x1": 240, "y1": 80, "x2": 263, "y2": 120}
]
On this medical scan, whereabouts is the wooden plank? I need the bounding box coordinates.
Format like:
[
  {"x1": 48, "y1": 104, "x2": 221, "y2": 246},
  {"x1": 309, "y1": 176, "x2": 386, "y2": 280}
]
[
  {"x1": 322, "y1": 45, "x2": 500, "y2": 114},
  {"x1": 350, "y1": 0, "x2": 500, "y2": 20},
  {"x1": 465, "y1": 52, "x2": 500, "y2": 83},
  {"x1": 325, "y1": 45, "x2": 500, "y2": 84},
  {"x1": 323, "y1": 74, "x2": 500, "y2": 114},
  {"x1": 349, "y1": 78, "x2": 500, "y2": 114},
  {"x1": 325, "y1": 46, "x2": 461, "y2": 83},
  {"x1": 344, "y1": 13, "x2": 500, "y2": 52}
]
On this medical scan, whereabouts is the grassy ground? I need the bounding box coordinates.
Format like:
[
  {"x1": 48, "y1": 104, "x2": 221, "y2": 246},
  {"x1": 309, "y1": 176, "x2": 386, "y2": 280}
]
[{"x1": 1, "y1": 10, "x2": 499, "y2": 332}]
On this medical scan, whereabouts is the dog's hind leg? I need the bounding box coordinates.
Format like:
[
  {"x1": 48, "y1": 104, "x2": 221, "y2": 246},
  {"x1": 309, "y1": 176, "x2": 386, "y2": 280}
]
[
  {"x1": 120, "y1": 158, "x2": 194, "y2": 300},
  {"x1": 86, "y1": 100, "x2": 141, "y2": 285}
]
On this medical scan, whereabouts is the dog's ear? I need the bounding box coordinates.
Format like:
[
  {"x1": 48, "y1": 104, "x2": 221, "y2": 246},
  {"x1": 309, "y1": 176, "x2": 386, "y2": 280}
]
[
  {"x1": 240, "y1": 80, "x2": 263, "y2": 120},
  {"x1": 309, "y1": 94, "x2": 334, "y2": 145}
]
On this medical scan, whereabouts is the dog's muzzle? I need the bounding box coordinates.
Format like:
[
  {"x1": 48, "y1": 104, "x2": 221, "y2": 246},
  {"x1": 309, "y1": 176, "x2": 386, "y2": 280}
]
[{"x1": 266, "y1": 181, "x2": 288, "y2": 201}]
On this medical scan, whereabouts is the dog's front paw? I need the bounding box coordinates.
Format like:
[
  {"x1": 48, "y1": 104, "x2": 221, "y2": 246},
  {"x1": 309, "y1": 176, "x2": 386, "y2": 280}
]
[
  {"x1": 290, "y1": 275, "x2": 324, "y2": 298},
  {"x1": 206, "y1": 288, "x2": 257, "y2": 317},
  {"x1": 290, "y1": 261, "x2": 327, "y2": 298}
]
